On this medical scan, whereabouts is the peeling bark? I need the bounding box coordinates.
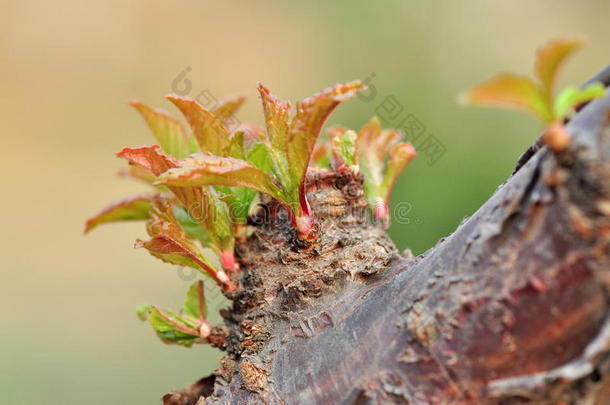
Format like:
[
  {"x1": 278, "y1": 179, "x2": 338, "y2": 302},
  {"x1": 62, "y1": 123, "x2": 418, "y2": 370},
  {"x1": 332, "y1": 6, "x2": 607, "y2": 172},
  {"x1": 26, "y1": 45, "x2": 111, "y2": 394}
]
[{"x1": 166, "y1": 68, "x2": 610, "y2": 404}]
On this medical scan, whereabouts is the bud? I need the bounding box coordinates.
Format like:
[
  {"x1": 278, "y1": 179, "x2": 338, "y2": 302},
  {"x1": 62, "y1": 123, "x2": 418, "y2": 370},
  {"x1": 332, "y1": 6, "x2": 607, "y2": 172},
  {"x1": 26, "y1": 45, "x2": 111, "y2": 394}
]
[
  {"x1": 199, "y1": 321, "x2": 212, "y2": 338},
  {"x1": 296, "y1": 215, "x2": 314, "y2": 239},
  {"x1": 373, "y1": 197, "x2": 389, "y2": 222},
  {"x1": 219, "y1": 250, "x2": 239, "y2": 272},
  {"x1": 543, "y1": 123, "x2": 570, "y2": 152}
]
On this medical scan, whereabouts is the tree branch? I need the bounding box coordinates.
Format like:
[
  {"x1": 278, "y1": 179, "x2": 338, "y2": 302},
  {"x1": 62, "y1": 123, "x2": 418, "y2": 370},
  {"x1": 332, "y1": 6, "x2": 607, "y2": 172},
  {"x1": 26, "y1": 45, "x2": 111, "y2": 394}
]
[{"x1": 169, "y1": 68, "x2": 610, "y2": 405}]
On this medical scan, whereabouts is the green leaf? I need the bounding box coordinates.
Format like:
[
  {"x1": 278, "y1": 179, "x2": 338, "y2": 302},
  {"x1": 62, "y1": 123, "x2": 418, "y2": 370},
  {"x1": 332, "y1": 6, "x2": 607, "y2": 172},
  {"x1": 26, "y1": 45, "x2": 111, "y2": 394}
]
[
  {"x1": 214, "y1": 142, "x2": 270, "y2": 226},
  {"x1": 166, "y1": 95, "x2": 231, "y2": 156},
  {"x1": 173, "y1": 206, "x2": 210, "y2": 243},
  {"x1": 246, "y1": 142, "x2": 273, "y2": 172},
  {"x1": 137, "y1": 280, "x2": 212, "y2": 347},
  {"x1": 129, "y1": 101, "x2": 193, "y2": 158},
  {"x1": 136, "y1": 304, "x2": 151, "y2": 321},
  {"x1": 459, "y1": 73, "x2": 551, "y2": 122},
  {"x1": 554, "y1": 82, "x2": 606, "y2": 120},
  {"x1": 84, "y1": 195, "x2": 151, "y2": 233},
  {"x1": 226, "y1": 130, "x2": 246, "y2": 160},
  {"x1": 147, "y1": 306, "x2": 200, "y2": 347},
  {"x1": 182, "y1": 280, "x2": 206, "y2": 321},
  {"x1": 331, "y1": 129, "x2": 358, "y2": 171}
]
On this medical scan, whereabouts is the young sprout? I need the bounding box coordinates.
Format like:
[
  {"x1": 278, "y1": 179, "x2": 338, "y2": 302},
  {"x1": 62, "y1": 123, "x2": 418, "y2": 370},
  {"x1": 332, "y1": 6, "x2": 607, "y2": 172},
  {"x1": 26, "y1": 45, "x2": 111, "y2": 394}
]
[
  {"x1": 164, "y1": 94, "x2": 272, "y2": 244},
  {"x1": 156, "y1": 81, "x2": 365, "y2": 240},
  {"x1": 355, "y1": 118, "x2": 416, "y2": 227},
  {"x1": 84, "y1": 194, "x2": 152, "y2": 234},
  {"x1": 460, "y1": 37, "x2": 606, "y2": 152},
  {"x1": 137, "y1": 280, "x2": 215, "y2": 347},
  {"x1": 86, "y1": 98, "x2": 248, "y2": 274},
  {"x1": 86, "y1": 79, "x2": 419, "y2": 348},
  {"x1": 330, "y1": 129, "x2": 359, "y2": 174}
]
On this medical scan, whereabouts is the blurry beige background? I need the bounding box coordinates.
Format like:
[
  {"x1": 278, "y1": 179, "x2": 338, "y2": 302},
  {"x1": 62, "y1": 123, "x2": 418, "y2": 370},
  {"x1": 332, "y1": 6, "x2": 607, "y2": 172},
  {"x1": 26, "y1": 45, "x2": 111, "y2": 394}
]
[{"x1": 1, "y1": 1, "x2": 609, "y2": 403}]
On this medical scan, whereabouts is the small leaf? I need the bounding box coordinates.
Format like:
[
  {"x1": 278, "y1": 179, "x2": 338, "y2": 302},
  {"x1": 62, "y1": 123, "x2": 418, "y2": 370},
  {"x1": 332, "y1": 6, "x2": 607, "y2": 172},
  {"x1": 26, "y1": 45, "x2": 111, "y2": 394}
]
[
  {"x1": 226, "y1": 130, "x2": 246, "y2": 160},
  {"x1": 166, "y1": 95, "x2": 231, "y2": 156},
  {"x1": 137, "y1": 280, "x2": 213, "y2": 346},
  {"x1": 173, "y1": 206, "x2": 210, "y2": 243},
  {"x1": 155, "y1": 154, "x2": 285, "y2": 203},
  {"x1": 357, "y1": 118, "x2": 416, "y2": 223},
  {"x1": 257, "y1": 83, "x2": 291, "y2": 153},
  {"x1": 147, "y1": 306, "x2": 200, "y2": 347},
  {"x1": 84, "y1": 195, "x2": 151, "y2": 234},
  {"x1": 256, "y1": 83, "x2": 294, "y2": 196},
  {"x1": 117, "y1": 145, "x2": 178, "y2": 176},
  {"x1": 182, "y1": 280, "x2": 206, "y2": 321},
  {"x1": 459, "y1": 74, "x2": 550, "y2": 122},
  {"x1": 287, "y1": 81, "x2": 365, "y2": 192},
  {"x1": 331, "y1": 129, "x2": 358, "y2": 172},
  {"x1": 136, "y1": 304, "x2": 151, "y2": 321},
  {"x1": 554, "y1": 82, "x2": 606, "y2": 120},
  {"x1": 137, "y1": 196, "x2": 233, "y2": 290},
  {"x1": 535, "y1": 37, "x2": 584, "y2": 100},
  {"x1": 129, "y1": 101, "x2": 193, "y2": 158},
  {"x1": 226, "y1": 142, "x2": 273, "y2": 224},
  {"x1": 117, "y1": 145, "x2": 195, "y2": 211},
  {"x1": 136, "y1": 235, "x2": 210, "y2": 275},
  {"x1": 357, "y1": 117, "x2": 385, "y2": 183},
  {"x1": 246, "y1": 142, "x2": 273, "y2": 172},
  {"x1": 380, "y1": 143, "x2": 416, "y2": 204}
]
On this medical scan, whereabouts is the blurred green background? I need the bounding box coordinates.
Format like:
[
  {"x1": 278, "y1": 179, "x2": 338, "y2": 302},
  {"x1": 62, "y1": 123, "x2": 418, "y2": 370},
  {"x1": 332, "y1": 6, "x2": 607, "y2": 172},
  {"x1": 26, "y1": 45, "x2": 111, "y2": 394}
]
[{"x1": 2, "y1": 1, "x2": 609, "y2": 403}]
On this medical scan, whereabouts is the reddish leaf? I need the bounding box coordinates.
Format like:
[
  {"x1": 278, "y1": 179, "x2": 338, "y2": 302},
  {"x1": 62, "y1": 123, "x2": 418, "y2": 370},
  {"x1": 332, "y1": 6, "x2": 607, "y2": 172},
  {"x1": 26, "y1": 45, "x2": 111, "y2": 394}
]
[
  {"x1": 84, "y1": 195, "x2": 151, "y2": 234},
  {"x1": 380, "y1": 143, "x2": 416, "y2": 205},
  {"x1": 155, "y1": 154, "x2": 284, "y2": 203},
  {"x1": 137, "y1": 196, "x2": 234, "y2": 291},
  {"x1": 116, "y1": 145, "x2": 178, "y2": 176},
  {"x1": 117, "y1": 146, "x2": 228, "y2": 253},
  {"x1": 257, "y1": 83, "x2": 291, "y2": 151},
  {"x1": 535, "y1": 37, "x2": 584, "y2": 100},
  {"x1": 459, "y1": 73, "x2": 550, "y2": 122},
  {"x1": 288, "y1": 81, "x2": 365, "y2": 188},
  {"x1": 166, "y1": 95, "x2": 230, "y2": 156},
  {"x1": 129, "y1": 101, "x2": 192, "y2": 158},
  {"x1": 357, "y1": 118, "x2": 416, "y2": 224}
]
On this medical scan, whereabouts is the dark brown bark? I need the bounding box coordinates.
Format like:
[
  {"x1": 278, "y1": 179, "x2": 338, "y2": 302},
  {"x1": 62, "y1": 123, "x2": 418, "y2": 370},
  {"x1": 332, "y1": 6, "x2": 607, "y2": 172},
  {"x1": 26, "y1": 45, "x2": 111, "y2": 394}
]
[{"x1": 165, "y1": 68, "x2": 610, "y2": 405}]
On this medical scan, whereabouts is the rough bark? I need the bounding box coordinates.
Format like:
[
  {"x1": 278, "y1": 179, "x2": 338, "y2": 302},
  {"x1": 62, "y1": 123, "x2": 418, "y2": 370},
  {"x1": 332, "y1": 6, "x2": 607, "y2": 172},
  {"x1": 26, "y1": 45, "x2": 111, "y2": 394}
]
[{"x1": 164, "y1": 68, "x2": 610, "y2": 405}]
